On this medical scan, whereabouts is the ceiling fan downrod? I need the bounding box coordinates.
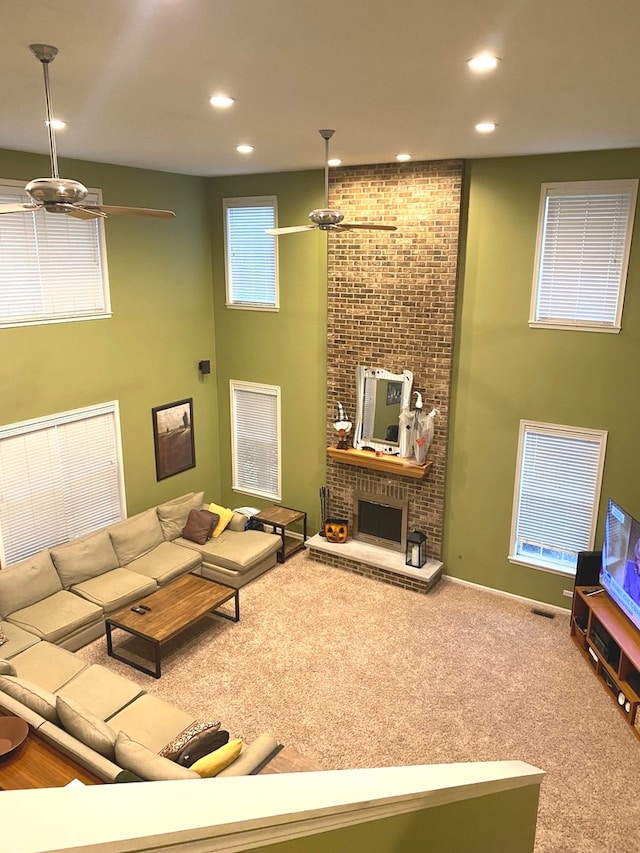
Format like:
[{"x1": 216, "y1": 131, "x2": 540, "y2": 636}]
[
  {"x1": 29, "y1": 44, "x2": 59, "y2": 179},
  {"x1": 319, "y1": 129, "x2": 334, "y2": 206}
]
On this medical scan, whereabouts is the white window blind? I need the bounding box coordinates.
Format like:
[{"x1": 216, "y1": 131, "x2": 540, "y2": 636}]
[
  {"x1": 223, "y1": 197, "x2": 278, "y2": 308},
  {"x1": 0, "y1": 402, "x2": 125, "y2": 566},
  {"x1": 510, "y1": 421, "x2": 607, "y2": 575},
  {"x1": 530, "y1": 180, "x2": 637, "y2": 332},
  {"x1": 230, "y1": 381, "x2": 281, "y2": 500},
  {"x1": 0, "y1": 179, "x2": 110, "y2": 327}
]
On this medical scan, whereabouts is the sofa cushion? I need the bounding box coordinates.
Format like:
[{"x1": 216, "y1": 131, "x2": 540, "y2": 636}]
[
  {"x1": 6, "y1": 590, "x2": 103, "y2": 644},
  {"x1": 109, "y1": 510, "x2": 165, "y2": 566},
  {"x1": 0, "y1": 622, "x2": 40, "y2": 660},
  {"x1": 0, "y1": 675, "x2": 58, "y2": 724},
  {"x1": 176, "y1": 528, "x2": 280, "y2": 573},
  {"x1": 114, "y1": 731, "x2": 198, "y2": 781},
  {"x1": 9, "y1": 641, "x2": 87, "y2": 692},
  {"x1": 71, "y1": 568, "x2": 157, "y2": 614},
  {"x1": 57, "y1": 664, "x2": 144, "y2": 721},
  {"x1": 0, "y1": 551, "x2": 62, "y2": 619},
  {"x1": 156, "y1": 492, "x2": 205, "y2": 541},
  {"x1": 207, "y1": 503, "x2": 235, "y2": 538},
  {"x1": 190, "y1": 739, "x2": 242, "y2": 778},
  {"x1": 182, "y1": 509, "x2": 218, "y2": 545},
  {"x1": 56, "y1": 695, "x2": 118, "y2": 760},
  {"x1": 50, "y1": 531, "x2": 120, "y2": 588},
  {"x1": 126, "y1": 541, "x2": 200, "y2": 586},
  {"x1": 158, "y1": 719, "x2": 221, "y2": 760},
  {"x1": 107, "y1": 694, "x2": 196, "y2": 753}
]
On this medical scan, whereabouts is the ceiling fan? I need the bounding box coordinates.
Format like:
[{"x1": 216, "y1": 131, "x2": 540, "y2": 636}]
[
  {"x1": 0, "y1": 44, "x2": 175, "y2": 221},
  {"x1": 266, "y1": 129, "x2": 397, "y2": 236}
]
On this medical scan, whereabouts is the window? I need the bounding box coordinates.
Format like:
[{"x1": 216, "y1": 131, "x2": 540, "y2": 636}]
[
  {"x1": 0, "y1": 402, "x2": 125, "y2": 566},
  {"x1": 530, "y1": 179, "x2": 637, "y2": 332},
  {"x1": 223, "y1": 197, "x2": 278, "y2": 309},
  {"x1": 230, "y1": 381, "x2": 281, "y2": 500},
  {"x1": 509, "y1": 421, "x2": 607, "y2": 575},
  {"x1": 0, "y1": 178, "x2": 111, "y2": 327}
]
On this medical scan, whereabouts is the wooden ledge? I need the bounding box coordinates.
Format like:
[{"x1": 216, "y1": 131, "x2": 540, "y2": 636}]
[{"x1": 327, "y1": 446, "x2": 432, "y2": 479}]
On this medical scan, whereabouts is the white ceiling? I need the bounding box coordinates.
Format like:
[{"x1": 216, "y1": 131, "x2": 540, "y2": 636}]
[{"x1": 1, "y1": 0, "x2": 639, "y2": 178}]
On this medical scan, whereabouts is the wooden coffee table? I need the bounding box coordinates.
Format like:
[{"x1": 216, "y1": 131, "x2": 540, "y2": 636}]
[{"x1": 105, "y1": 574, "x2": 239, "y2": 678}]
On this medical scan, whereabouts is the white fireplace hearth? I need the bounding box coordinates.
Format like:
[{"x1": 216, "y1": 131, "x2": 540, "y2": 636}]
[{"x1": 306, "y1": 534, "x2": 443, "y2": 594}]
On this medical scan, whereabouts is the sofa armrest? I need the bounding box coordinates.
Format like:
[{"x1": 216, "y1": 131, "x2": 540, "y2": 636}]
[
  {"x1": 227, "y1": 512, "x2": 249, "y2": 532},
  {"x1": 216, "y1": 734, "x2": 280, "y2": 777},
  {"x1": 0, "y1": 658, "x2": 17, "y2": 676},
  {"x1": 0, "y1": 690, "x2": 47, "y2": 729}
]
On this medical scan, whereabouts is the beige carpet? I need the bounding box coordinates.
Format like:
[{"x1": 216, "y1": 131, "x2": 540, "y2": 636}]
[{"x1": 77, "y1": 552, "x2": 640, "y2": 853}]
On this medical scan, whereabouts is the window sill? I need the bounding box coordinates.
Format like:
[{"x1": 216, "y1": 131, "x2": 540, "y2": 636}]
[
  {"x1": 508, "y1": 555, "x2": 576, "y2": 578},
  {"x1": 528, "y1": 320, "x2": 620, "y2": 334},
  {"x1": 225, "y1": 303, "x2": 279, "y2": 312}
]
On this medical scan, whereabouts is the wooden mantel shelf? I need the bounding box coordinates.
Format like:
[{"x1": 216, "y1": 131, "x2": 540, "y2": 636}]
[{"x1": 327, "y1": 446, "x2": 432, "y2": 479}]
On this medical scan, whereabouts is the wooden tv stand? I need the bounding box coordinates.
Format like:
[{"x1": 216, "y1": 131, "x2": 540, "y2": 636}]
[{"x1": 571, "y1": 586, "x2": 640, "y2": 741}]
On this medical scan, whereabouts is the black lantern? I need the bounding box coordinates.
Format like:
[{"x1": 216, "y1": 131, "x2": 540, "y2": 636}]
[{"x1": 406, "y1": 530, "x2": 427, "y2": 568}]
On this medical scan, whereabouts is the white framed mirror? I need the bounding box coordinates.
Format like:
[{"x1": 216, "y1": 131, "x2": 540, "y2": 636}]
[{"x1": 353, "y1": 365, "x2": 413, "y2": 454}]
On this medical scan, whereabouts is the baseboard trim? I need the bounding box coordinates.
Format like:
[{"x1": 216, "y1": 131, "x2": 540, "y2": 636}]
[{"x1": 443, "y1": 574, "x2": 571, "y2": 615}]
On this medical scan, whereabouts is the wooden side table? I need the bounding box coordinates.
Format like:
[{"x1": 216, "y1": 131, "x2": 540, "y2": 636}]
[
  {"x1": 250, "y1": 506, "x2": 307, "y2": 562},
  {"x1": 0, "y1": 726, "x2": 102, "y2": 789}
]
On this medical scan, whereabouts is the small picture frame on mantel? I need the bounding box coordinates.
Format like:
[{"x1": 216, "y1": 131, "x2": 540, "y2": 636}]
[{"x1": 152, "y1": 398, "x2": 195, "y2": 481}]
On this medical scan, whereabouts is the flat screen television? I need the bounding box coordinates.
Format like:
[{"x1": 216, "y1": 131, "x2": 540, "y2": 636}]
[{"x1": 600, "y1": 498, "x2": 640, "y2": 633}]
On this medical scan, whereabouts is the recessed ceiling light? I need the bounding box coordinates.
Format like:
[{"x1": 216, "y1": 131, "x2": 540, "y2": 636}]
[
  {"x1": 467, "y1": 53, "x2": 501, "y2": 73},
  {"x1": 236, "y1": 144, "x2": 254, "y2": 154},
  {"x1": 475, "y1": 121, "x2": 497, "y2": 133},
  {"x1": 209, "y1": 94, "x2": 235, "y2": 108},
  {"x1": 396, "y1": 153, "x2": 412, "y2": 162},
  {"x1": 45, "y1": 118, "x2": 66, "y2": 130},
  {"x1": 327, "y1": 158, "x2": 341, "y2": 167}
]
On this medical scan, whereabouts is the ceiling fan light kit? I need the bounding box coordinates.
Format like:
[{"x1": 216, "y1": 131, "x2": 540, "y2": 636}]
[
  {"x1": 266, "y1": 129, "x2": 397, "y2": 237},
  {"x1": 0, "y1": 45, "x2": 175, "y2": 221}
]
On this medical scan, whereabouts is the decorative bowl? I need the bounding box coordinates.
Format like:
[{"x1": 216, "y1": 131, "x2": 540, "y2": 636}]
[{"x1": 0, "y1": 716, "x2": 29, "y2": 757}]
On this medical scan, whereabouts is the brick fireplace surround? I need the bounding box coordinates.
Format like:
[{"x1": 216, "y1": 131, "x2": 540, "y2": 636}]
[{"x1": 307, "y1": 159, "x2": 464, "y2": 593}]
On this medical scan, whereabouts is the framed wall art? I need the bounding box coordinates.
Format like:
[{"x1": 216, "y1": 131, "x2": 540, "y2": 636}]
[
  {"x1": 152, "y1": 398, "x2": 195, "y2": 480},
  {"x1": 386, "y1": 381, "x2": 403, "y2": 406}
]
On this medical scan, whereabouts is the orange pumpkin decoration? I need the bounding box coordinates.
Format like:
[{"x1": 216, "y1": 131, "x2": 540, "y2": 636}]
[{"x1": 324, "y1": 518, "x2": 349, "y2": 543}]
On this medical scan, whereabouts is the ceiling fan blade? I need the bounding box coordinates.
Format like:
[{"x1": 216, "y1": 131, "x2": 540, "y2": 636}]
[
  {"x1": 0, "y1": 202, "x2": 41, "y2": 215},
  {"x1": 266, "y1": 225, "x2": 316, "y2": 235},
  {"x1": 88, "y1": 205, "x2": 176, "y2": 219},
  {"x1": 340, "y1": 223, "x2": 398, "y2": 232},
  {"x1": 63, "y1": 206, "x2": 106, "y2": 220}
]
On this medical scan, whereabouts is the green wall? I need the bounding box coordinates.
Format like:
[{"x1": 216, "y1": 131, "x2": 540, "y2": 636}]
[
  {"x1": 208, "y1": 170, "x2": 327, "y2": 531},
  {"x1": 0, "y1": 148, "x2": 219, "y2": 515},
  {"x1": 446, "y1": 148, "x2": 640, "y2": 606},
  {"x1": 242, "y1": 785, "x2": 539, "y2": 853},
  {"x1": 4, "y1": 143, "x2": 639, "y2": 610}
]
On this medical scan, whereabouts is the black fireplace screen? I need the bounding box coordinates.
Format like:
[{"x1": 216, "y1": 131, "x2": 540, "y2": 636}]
[{"x1": 354, "y1": 492, "x2": 408, "y2": 552}]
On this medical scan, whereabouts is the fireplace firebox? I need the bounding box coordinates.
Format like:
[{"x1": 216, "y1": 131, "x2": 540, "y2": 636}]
[{"x1": 353, "y1": 491, "x2": 408, "y2": 553}]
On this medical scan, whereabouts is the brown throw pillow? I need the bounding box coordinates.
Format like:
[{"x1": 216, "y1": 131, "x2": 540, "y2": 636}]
[
  {"x1": 181, "y1": 509, "x2": 219, "y2": 545},
  {"x1": 177, "y1": 730, "x2": 230, "y2": 767},
  {"x1": 158, "y1": 720, "x2": 221, "y2": 760}
]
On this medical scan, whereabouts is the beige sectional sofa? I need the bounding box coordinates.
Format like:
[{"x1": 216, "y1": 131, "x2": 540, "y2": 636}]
[
  {"x1": 0, "y1": 641, "x2": 278, "y2": 782},
  {"x1": 0, "y1": 492, "x2": 283, "y2": 781},
  {"x1": 0, "y1": 491, "x2": 281, "y2": 652}
]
